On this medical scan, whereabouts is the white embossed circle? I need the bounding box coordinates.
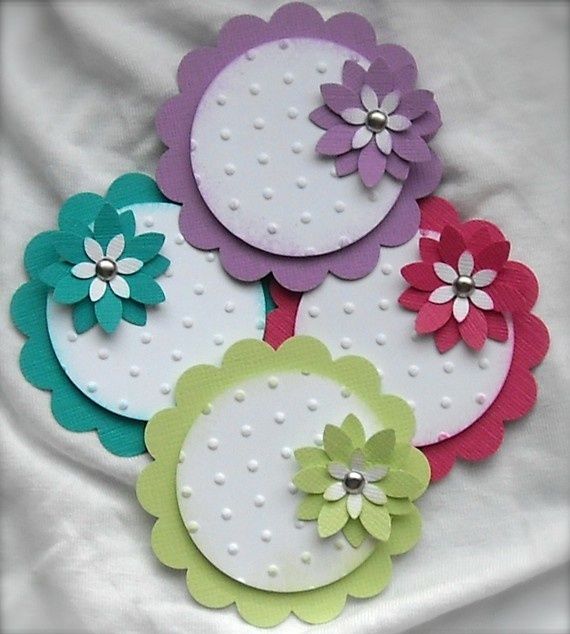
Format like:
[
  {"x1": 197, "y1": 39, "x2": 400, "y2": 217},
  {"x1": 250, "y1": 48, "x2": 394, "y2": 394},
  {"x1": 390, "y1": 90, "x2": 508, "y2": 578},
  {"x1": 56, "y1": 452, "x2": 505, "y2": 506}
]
[
  {"x1": 46, "y1": 203, "x2": 266, "y2": 420},
  {"x1": 191, "y1": 38, "x2": 403, "y2": 257},
  {"x1": 177, "y1": 372, "x2": 380, "y2": 592},
  {"x1": 295, "y1": 232, "x2": 515, "y2": 446}
]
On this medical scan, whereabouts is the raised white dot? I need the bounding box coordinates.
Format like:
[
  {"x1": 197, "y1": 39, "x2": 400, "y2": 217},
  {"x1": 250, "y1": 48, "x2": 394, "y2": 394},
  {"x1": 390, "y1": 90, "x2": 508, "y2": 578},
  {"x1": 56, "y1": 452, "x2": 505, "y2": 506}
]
[
  {"x1": 98, "y1": 348, "x2": 109, "y2": 359},
  {"x1": 408, "y1": 365, "x2": 420, "y2": 377},
  {"x1": 118, "y1": 399, "x2": 128, "y2": 411},
  {"x1": 330, "y1": 166, "x2": 338, "y2": 177},
  {"x1": 314, "y1": 433, "x2": 323, "y2": 446},
  {"x1": 263, "y1": 188, "x2": 274, "y2": 200},
  {"x1": 300, "y1": 211, "x2": 312, "y2": 224},
  {"x1": 261, "y1": 529, "x2": 272, "y2": 542},
  {"x1": 479, "y1": 358, "x2": 490, "y2": 369},
  {"x1": 316, "y1": 60, "x2": 328, "y2": 72},
  {"x1": 205, "y1": 252, "x2": 215, "y2": 262},
  {"x1": 307, "y1": 398, "x2": 318, "y2": 411},
  {"x1": 301, "y1": 551, "x2": 312, "y2": 563},
  {"x1": 291, "y1": 141, "x2": 303, "y2": 153},
  {"x1": 86, "y1": 381, "x2": 97, "y2": 393},
  {"x1": 216, "y1": 93, "x2": 227, "y2": 105},
  {"x1": 175, "y1": 233, "x2": 185, "y2": 245},
  {"x1": 129, "y1": 366, "x2": 140, "y2": 378},
  {"x1": 308, "y1": 305, "x2": 320, "y2": 318},
  {"x1": 281, "y1": 447, "x2": 292, "y2": 459},
  {"x1": 245, "y1": 49, "x2": 256, "y2": 60},
  {"x1": 338, "y1": 236, "x2": 350, "y2": 248},
  {"x1": 343, "y1": 302, "x2": 355, "y2": 314},
  {"x1": 288, "y1": 482, "x2": 298, "y2": 494},
  {"x1": 171, "y1": 350, "x2": 182, "y2": 362},
  {"x1": 219, "y1": 128, "x2": 231, "y2": 141},
  {"x1": 475, "y1": 393, "x2": 487, "y2": 404},
  {"x1": 334, "y1": 538, "x2": 345, "y2": 550},
  {"x1": 241, "y1": 424, "x2": 252, "y2": 437},
  {"x1": 296, "y1": 176, "x2": 308, "y2": 189},
  {"x1": 274, "y1": 412, "x2": 285, "y2": 424},
  {"x1": 227, "y1": 543, "x2": 239, "y2": 555},
  {"x1": 213, "y1": 334, "x2": 224, "y2": 346},
  {"x1": 254, "y1": 494, "x2": 265, "y2": 507},
  {"x1": 407, "y1": 399, "x2": 416, "y2": 410},
  {"x1": 182, "y1": 317, "x2": 193, "y2": 329},
  {"x1": 368, "y1": 191, "x2": 379, "y2": 202},
  {"x1": 164, "y1": 267, "x2": 173, "y2": 277},
  {"x1": 443, "y1": 361, "x2": 455, "y2": 373},
  {"x1": 257, "y1": 152, "x2": 269, "y2": 165},
  {"x1": 267, "y1": 222, "x2": 278, "y2": 234},
  {"x1": 268, "y1": 564, "x2": 279, "y2": 577},
  {"x1": 249, "y1": 83, "x2": 260, "y2": 95},
  {"x1": 378, "y1": 299, "x2": 390, "y2": 311},
  {"x1": 224, "y1": 163, "x2": 236, "y2": 175},
  {"x1": 283, "y1": 72, "x2": 294, "y2": 84},
  {"x1": 234, "y1": 389, "x2": 246, "y2": 402},
  {"x1": 228, "y1": 198, "x2": 240, "y2": 210},
  {"x1": 67, "y1": 331, "x2": 78, "y2": 343},
  {"x1": 438, "y1": 432, "x2": 450, "y2": 441},
  {"x1": 375, "y1": 333, "x2": 387, "y2": 345},
  {"x1": 334, "y1": 201, "x2": 346, "y2": 213},
  {"x1": 221, "y1": 508, "x2": 232, "y2": 520},
  {"x1": 253, "y1": 117, "x2": 265, "y2": 130},
  {"x1": 141, "y1": 332, "x2": 152, "y2": 344},
  {"x1": 256, "y1": 318, "x2": 265, "y2": 330},
  {"x1": 340, "y1": 337, "x2": 352, "y2": 350},
  {"x1": 190, "y1": 139, "x2": 197, "y2": 152},
  {"x1": 143, "y1": 216, "x2": 154, "y2": 228},
  {"x1": 181, "y1": 486, "x2": 192, "y2": 498},
  {"x1": 279, "y1": 39, "x2": 289, "y2": 49},
  {"x1": 160, "y1": 383, "x2": 171, "y2": 395},
  {"x1": 202, "y1": 404, "x2": 212, "y2": 415},
  {"x1": 381, "y1": 263, "x2": 393, "y2": 275},
  {"x1": 295, "y1": 520, "x2": 305, "y2": 529},
  {"x1": 207, "y1": 438, "x2": 219, "y2": 450},
  {"x1": 214, "y1": 473, "x2": 226, "y2": 485},
  {"x1": 267, "y1": 376, "x2": 279, "y2": 388},
  {"x1": 178, "y1": 450, "x2": 186, "y2": 464},
  {"x1": 247, "y1": 459, "x2": 258, "y2": 472},
  {"x1": 192, "y1": 283, "x2": 205, "y2": 296},
  {"x1": 441, "y1": 397, "x2": 452, "y2": 409},
  {"x1": 287, "y1": 106, "x2": 298, "y2": 119},
  {"x1": 187, "y1": 521, "x2": 199, "y2": 533},
  {"x1": 341, "y1": 386, "x2": 351, "y2": 398}
]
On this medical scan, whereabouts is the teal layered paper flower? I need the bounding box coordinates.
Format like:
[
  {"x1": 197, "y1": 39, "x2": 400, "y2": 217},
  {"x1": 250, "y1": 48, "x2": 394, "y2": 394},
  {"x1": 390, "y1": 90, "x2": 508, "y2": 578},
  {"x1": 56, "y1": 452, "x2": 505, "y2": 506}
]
[
  {"x1": 294, "y1": 414, "x2": 426, "y2": 547},
  {"x1": 39, "y1": 202, "x2": 169, "y2": 333}
]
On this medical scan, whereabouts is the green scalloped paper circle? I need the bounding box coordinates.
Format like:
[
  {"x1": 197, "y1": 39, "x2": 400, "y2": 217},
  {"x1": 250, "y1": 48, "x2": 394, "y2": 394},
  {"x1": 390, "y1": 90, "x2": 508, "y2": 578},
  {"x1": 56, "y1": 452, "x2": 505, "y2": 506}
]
[
  {"x1": 10, "y1": 173, "x2": 170, "y2": 457},
  {"x1": 137, "y1": 336, "x2": 430, "y2": 627}
]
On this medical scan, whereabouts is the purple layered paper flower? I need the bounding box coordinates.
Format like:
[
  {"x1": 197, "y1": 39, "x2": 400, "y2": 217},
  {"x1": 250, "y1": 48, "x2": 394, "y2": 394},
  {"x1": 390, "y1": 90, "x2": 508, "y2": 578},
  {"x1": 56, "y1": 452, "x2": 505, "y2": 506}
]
[
  {"x1": 155, "y1": 3, "x2": 443, "y2": 292},
  {"x1": 312, "y1": 58, "x2": 442, "y2": 188}
]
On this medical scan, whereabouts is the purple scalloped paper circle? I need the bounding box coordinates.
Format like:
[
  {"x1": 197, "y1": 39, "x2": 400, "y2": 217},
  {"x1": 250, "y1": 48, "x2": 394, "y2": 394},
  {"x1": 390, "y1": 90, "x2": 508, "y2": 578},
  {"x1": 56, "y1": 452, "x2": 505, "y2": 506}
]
[{"x1": 156, "y1": 2, "x2": 442, "y2": 292}]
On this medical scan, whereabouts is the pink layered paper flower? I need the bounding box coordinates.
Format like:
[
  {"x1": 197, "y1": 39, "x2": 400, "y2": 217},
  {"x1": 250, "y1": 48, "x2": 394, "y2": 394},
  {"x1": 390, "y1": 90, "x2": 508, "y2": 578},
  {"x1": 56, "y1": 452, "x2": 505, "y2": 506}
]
[
  {"x1": 399, "y1": 216, "x2": 531, "y2": 352},
  {"x1": 311, "y1": 58, "x2": 441, "y2": 188}
]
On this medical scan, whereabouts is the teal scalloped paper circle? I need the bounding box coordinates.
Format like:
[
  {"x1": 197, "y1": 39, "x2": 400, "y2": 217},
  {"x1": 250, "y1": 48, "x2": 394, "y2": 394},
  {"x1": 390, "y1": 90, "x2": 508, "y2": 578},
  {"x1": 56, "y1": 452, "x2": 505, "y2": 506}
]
[{"x1": 10, "y1": 174, "x2": 171, "y2": 456}]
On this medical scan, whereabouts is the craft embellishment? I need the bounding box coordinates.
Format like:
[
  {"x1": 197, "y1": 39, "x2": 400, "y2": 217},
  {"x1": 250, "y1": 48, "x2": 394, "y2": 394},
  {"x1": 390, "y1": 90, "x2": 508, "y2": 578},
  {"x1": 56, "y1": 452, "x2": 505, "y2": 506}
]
[
  {"x1": 137, "y1": 337, "x2": 430, "y2": 626},
  {"x1": 156, "y1": 2, "x2": 442, "y2": 291},
  {"x1": 266, "y1": 196, "x2": 549, "y2": 479},
  {"x1": 11, "y1": 174, "x2": 266, "y2": 456}
]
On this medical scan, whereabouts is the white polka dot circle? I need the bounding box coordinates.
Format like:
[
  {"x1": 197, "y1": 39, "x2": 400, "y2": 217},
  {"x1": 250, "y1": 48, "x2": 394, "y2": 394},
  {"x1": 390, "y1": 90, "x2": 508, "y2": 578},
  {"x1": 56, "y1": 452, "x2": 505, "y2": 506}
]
[
  {"x1": 177, "y1": 372, "x2": 380, "y2": 592},
  {"x1": 46, "y1": 203, "x2": 266, "y2": 420},
  {"x1": 190, "y1": 38, "x2": 403, "y2": 257},
  {"x1": 295, "y1": 232, "x2": 515, "y2": 446}
]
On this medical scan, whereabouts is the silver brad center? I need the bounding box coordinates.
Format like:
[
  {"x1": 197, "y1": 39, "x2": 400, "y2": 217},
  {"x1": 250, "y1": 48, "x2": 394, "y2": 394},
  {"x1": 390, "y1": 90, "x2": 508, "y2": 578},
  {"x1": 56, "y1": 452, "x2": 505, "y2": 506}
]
[
  {"x1": 95, "y1": 257, "x2": 118, "y2": 282},
  {"x1": 365, "y1": 109, "x2": 388, "y2": 133},
  {"x1": 343, "y1": 471, "x2": 365, "y2": 494},
  {"x1": 453, "y1": 275, "x2": 475, "y2": 298}
]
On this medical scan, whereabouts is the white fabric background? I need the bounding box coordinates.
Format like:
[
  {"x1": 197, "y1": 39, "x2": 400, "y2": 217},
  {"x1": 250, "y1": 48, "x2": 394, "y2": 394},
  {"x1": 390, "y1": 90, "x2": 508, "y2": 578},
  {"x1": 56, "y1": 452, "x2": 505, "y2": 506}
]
[{"x1": 1, "y1": 1, "x2": 568, "y2": 632}]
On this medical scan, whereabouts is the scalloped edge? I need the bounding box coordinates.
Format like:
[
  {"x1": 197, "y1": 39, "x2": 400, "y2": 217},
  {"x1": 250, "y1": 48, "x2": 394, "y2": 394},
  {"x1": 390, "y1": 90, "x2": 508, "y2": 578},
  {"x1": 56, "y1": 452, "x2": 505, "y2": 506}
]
[
  {"x1": 155, "y1": 2, "x2": 442, "y2": 292},
  {"x1": 9, "y1": 173, "x2": 169, "y2": 457},
  {"x1": 264, "y1": 196, "x2": 550, "y2": 480},
  {"x1": 137, "y1": 336, "x2": 429, "y2": 627}
]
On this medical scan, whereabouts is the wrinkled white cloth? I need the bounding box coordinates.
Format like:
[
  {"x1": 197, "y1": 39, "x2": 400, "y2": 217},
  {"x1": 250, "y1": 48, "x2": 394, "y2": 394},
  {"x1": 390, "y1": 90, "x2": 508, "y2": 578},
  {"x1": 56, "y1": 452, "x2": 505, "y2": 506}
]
[{"x1": 1, "y1": 1, "x2": 569, "y2": 632}]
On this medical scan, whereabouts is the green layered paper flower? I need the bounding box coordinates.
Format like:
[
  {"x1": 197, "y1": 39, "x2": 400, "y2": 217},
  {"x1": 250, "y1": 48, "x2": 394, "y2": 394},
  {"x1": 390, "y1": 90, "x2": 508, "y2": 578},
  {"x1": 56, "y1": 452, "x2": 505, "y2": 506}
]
[
  {"x1": 39, "y1": 202, "x2": 169, "y2": 333},
  {"x1": 294, "y1": 415, "x2": 425, "y2": 548}
]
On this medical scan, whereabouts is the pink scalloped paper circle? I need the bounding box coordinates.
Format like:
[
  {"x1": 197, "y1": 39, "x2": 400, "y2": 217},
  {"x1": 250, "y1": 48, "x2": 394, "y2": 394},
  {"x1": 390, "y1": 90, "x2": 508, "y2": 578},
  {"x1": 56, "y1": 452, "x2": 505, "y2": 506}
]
[
  {"x1": 264, "y1": 196, "x2": 550, "y2": 481},
  {"x1": 155, "y1": 2, "x2": 442, "y2": 292}
]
